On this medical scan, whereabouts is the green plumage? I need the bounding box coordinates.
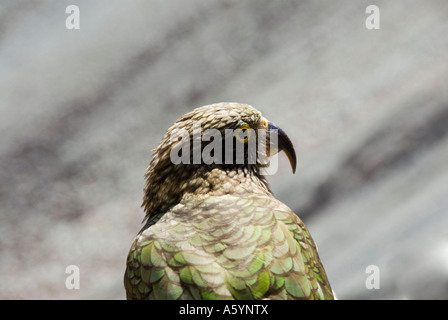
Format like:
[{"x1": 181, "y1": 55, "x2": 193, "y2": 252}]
[{"x1": 124, "y1": 102, "x2": 334, "y2": 300}]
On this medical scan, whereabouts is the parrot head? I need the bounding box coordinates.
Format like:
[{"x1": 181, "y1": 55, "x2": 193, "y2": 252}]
[{"x1": 142, "y1": 102, "x2": 296, "y2": 219}]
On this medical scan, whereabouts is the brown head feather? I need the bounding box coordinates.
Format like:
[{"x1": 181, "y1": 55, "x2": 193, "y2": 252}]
[{"x1": 142, "y1": 102, "x2": 274, "y2": 221}]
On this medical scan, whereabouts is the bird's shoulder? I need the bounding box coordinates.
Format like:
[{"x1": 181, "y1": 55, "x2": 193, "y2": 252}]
[{"x1": 125, "y1": 193, "x2": 333, "y2": 299}]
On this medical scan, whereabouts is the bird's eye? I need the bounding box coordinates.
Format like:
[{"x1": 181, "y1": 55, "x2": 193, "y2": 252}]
[{"x1": 235, "y1": 124, "x2": 251, "y2": 143}]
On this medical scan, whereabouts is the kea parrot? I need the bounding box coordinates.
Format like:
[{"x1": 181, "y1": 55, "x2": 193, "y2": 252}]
[{"x1": 124, "y1": 102, "x2": 334, "y2": 300}]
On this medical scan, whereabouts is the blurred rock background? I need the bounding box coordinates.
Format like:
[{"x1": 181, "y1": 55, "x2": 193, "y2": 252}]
[{"x1": 1, "y1": 0, "x2": 447, "y2": 299}]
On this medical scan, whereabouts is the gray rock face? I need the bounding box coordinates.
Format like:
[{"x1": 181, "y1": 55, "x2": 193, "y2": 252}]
[{"x1": 1, "y1": 0, "x2": 447, "y2": 299}]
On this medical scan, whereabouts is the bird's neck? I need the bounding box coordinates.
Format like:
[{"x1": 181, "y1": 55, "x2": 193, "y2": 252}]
[{"x1": 142, "y1": 164, "x2": 271, "y2": 221}]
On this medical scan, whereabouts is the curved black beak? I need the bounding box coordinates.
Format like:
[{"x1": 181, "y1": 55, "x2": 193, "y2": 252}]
[{"x1": 267, "y1": 121, "x2": 297, "y2": 173}]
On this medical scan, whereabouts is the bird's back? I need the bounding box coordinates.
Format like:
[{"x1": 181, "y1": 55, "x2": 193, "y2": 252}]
[{"x1": 124, "y1": 193, "x2": 334, "y2": 300}]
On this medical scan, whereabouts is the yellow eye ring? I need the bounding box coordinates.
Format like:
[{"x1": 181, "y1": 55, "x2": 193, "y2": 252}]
[
  {"x1": 235, "y1": 124, "x2": 251, "y2": 143},
  {"x1": 261, "y1": 119, "x2": 268, "y2": 129}
]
